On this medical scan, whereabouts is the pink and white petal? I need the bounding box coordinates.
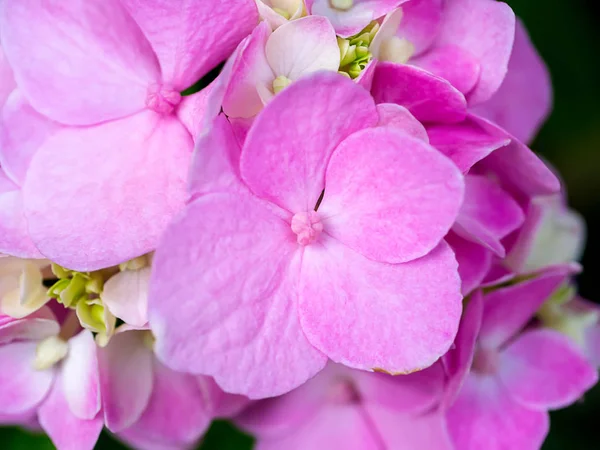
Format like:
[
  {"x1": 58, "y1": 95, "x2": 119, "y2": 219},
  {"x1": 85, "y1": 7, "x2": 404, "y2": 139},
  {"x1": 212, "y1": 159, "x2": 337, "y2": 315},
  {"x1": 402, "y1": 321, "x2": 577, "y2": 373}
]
[
  {"x1": 411, "y1": 45, "x2": 480, "y2": 95},
  {"x1": 426, "y1": 115, "x2": 510, "y2": 173},
  {"x1": 0, "y1": 314, "x2": 58, "y2": 345},
  {"x1": 197, "y1": 376, "x2": 250, "y2": 418},
  {"x1": 102, "y1": 268, "x2": 150, "y2": 327},
  {"x1": 396, "y1": 0, "x2": 443, "y2": 56},
  {"x1": 499, "y1": 329, "x2": 597, "y2": 410},
  {"x1": 0, "y1": 46, "x2": 15, "y2": 108},
  {"x1": 0, "y1": 341, "x2": 55, "y2": 414},
  {"x1": 372, "y1": 63, "x2": 467, "y2": 123},
  {"x1": 479, "y1": 265, "x2": 576, "y2": 349},
  {"x1": 222, "y1": 22, "x2": 274, "y2": 119},
  {"x1": 0, "y1": 174, "x2": 43, "y2": 258},
  {"x1": 299, "y1": 237, "x2": 462, "y2": 374},
  {"x1": 149, "y1": 193, "x2": 327, "y2": 398},
  {"x1": 98, "y1": 329, "x2": 154, "y2": 432},
  {"x1": 120, "y1": 0, "x2": 258, "y2": 90},
  {"x1": 255, "y1": 404, "x2": 382, "y2": 450},
  {"x1": 0, "y1": 90, "x2": 59, "y2": 186},
  {"x1": 176, "y1": 85, "x2": 214, "y2": 142},
  {"x1": 61, "y1": 330, "x2": 100, "y2": 420},
  {"x1": 188, "y1": 114, "x2": 244, "y2": 199},
  {"x1": 266, "y1": 16, "x2": 340, "y2": 80},
  {"x1": 446, "y1": 232, "x2": 493, "y2": 295},
  {"x1": 241, "y1": 72, "x2": 378, "y2": 213},
  {"x1": 441, "y1": 291, "x2": 483, "y2": 409},
  {"x1": 121, "y1": 360, "x2": 212, "y2": 448},
  {"x1": 470, "y1": 115, "x2": 560, "y2": 197},
  {"x1": 472, "y1": 20, "x2": 552, "y2": 144},
  {"x1": 38, "y1": 374, "x2": 103, "y2": 450},
  {"x1": 366, "y1": 405, "x2": 453, "y2": 450},
  {"x1": 320, "y1": 127, "x2": 464, "y2": 263},
  {"x1": 0, "y1": 0, "x2": 159, "y2": 125},
  {"x1": 435, "y1": 0, "x2": 515, "y2": 105},
  {"x1": 376, "y1": 103, "x2": 428, "y2": 142},
  {"x1": 446, "y1": 374, "x2": 549, "y2": 450},
  {"x1": 256, "y1": 1, "x2": 288, "y2": 30},
  {"x1": 23, "y1": 112, "x2": 192, "y2": 271},
  {"x1": 453, "y1": 175, "x2": 524, "y2": 257}
]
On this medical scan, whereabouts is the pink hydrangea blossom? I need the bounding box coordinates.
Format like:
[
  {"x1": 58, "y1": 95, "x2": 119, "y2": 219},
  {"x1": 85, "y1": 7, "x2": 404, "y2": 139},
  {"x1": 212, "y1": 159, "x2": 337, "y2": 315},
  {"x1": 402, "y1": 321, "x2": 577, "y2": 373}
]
[
  {"x1": 149, "y1": 72, "x2": 465, "y2": 398},
  {"x1": 0, "y1": 0, "x2": 258, "y2": 271}
]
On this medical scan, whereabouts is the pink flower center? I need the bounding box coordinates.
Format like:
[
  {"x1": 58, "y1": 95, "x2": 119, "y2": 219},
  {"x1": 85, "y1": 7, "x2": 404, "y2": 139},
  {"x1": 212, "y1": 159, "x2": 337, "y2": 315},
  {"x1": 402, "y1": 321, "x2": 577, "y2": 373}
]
[
  {"x1": 145, "y1": 83, "x2": 181, "y2": 115},
  {"x1": 472, "y1": 347, "x2": 500, "y2": 375},
  {"x1": 328, "y1": 377, "x2": 361, "y2": 404},
  {"x1": 291, "y1": 211, "x2": 323, "y2": 246}
]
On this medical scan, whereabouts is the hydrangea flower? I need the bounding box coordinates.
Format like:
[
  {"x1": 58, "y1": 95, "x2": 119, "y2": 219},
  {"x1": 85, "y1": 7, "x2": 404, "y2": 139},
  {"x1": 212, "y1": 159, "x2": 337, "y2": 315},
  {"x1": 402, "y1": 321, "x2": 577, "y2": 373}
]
[{"x1": 149, "y1": 72, "x2": 464, "y2": 398}]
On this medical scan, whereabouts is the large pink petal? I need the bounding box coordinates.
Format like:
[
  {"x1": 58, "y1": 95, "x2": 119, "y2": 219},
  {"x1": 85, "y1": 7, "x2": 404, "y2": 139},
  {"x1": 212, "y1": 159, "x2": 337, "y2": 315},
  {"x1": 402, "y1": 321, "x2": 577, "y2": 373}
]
[
  {"x1": 376, "y1": 104, "x2": 429, "y2": 142},
  {"x1": 446, "y1": 232, "x2": 492, "y2": 295},
  {"x1": 472, "y1": 20, "x2": 551, "y2": 144},
  {"x1": 98, "y1": 329, "x2": 154, "y2": 432},
  {"x1": 0, "y1": 341, "x2": 54, "y2": 414},
  {"x1": 397, "y1": 0, "x2": 443, "y2": 55},
  {"x1": 446, "y1": 374, "x2": 548, "y2": 450},
  {"x1": 222, "y1": 22, "x2": 273, "y2": 119},
  {"x1": 23, "y1": 111, "x2": 192, "y2": 271},
  {"x1": 320, "y1": 127, "x2": 464, "y2": 263},
  {"x1": 0, "y1": 172, "x2": 42, "y2": 258},
  {"x1": 197, "y1": 376, "x2": 249, "y2": 418},
  {"x1": 241, "y1": 72, "x2": 377, "y2": 213},
  {"x1": 61, "y1": 330, "x2": 100, "y2": 420},
  {"x1": 102, "y1": 268, "x2": 150, "y2": 327},
  {"x1": 120, "y1": 0, "x2": 258, "y2": 90},
  {"x1": 453, "y1": 175, "x2": 524, "y2": 257},
  {"x1": 266, "y1": 16, "x2": 340, "y2": 80},
  {"x1": 371, "y1": 62, "x2": 467, "y2": 123},
  {"x1": 120, "y1": 360, "x2": 212, "y2": 448},
  {"x1": 479, "y1": 265, "x2": 576, "y2": 349},
  {"x1": 0, "y1": 0, "x2": 160, "y2": 125},
  {"x1": 38, "y1": 373, "x2": 103, "y2": 450},
  {"x1": 149, "y1": 193, "x2": 327, "y2": 398},
  {"x1": 426, "y1": 115, "x2": 510, "y2": 173},
  {"x1": 299, "y1": 237, "x2": 462, "y2": 374},
  {"x1": 0, "y1": 90, "x2": 59, "y2": 185},
  {"x1": 0, "y1": 46, "x2": 15, "y2": 108},
  {"x1": 0, "y1": 309, "x2": 58, "y2": 344},
  {"x1": 435, "y1": 0, "x2": 515, "y2": 105},
  {"x1": 499, "y1": 329, "x2": 597, "y2": 410}
]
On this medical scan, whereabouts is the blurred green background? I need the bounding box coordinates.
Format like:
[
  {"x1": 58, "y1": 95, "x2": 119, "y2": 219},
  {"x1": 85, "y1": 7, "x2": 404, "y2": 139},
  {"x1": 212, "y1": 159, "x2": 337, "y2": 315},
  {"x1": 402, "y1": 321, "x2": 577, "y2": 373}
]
[{"x1": 2, "y1": 0, "x2": 599, "y2": 448}]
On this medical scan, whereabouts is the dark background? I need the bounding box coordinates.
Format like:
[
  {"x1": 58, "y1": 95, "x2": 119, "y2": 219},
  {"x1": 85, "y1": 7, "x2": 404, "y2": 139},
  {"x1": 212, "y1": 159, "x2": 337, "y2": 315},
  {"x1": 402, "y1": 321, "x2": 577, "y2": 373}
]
[{"x1": 2, "y1": 0, "x2": 599, "y2": 448}]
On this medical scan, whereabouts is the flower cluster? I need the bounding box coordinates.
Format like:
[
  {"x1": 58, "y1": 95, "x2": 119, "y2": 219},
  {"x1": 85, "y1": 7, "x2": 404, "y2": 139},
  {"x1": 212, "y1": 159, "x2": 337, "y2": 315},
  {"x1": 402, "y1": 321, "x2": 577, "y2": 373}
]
[{"x1": 0, "y1": 0, "x2": 597, "y2": 449}]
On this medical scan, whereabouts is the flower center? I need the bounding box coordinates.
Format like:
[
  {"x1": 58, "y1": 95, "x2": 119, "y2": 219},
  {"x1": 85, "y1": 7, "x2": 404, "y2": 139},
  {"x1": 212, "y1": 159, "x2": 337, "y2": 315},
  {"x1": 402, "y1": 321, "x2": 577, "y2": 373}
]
[
  {"x1": 145, "y1": 83, "x2": 181, "y2": 114},
  {"x1": 273, "y1": 75, "x2": 292, "y2": 94},
  {"x1": 330, "y1": 0, "x2": 353, "y2": 11},
  {"x1": 337, "y1": 22, "x2": 379, "y2": 79},
  {"x1": 291, "y1": 211, "x2": 323, "y2": 246},
  {"x1": 472, "y1": 347, "x2": 500, "y2": 375}
]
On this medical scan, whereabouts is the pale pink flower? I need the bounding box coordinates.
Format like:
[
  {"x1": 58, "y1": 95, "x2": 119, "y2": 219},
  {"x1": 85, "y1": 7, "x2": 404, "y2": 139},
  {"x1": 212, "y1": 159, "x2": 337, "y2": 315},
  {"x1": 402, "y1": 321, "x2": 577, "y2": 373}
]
[{"x1": 257, "y1": 0, "x2": 306, "y2": 29}]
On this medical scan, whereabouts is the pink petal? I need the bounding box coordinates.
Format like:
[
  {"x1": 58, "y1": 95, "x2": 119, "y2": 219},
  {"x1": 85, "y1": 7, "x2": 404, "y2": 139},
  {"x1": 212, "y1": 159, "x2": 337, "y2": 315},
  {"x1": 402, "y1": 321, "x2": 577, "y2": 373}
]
[
  {"x1": 299, "y1": 237, "x2": 462, "y2": 374},
  {"x1": 120, "y1": 0, "x2": 258, "y2": 90},
  {"x1": 446, "y1": 232, "x2": 493, "y2": 295},
  {"x1": 499, "y1": 329, "x2": 598, "y2": 410},
  {"x1": 435, "y1": 0, "x2": 515, "y2": 105},
  {"x1": 0, "y1": 311, "x2": 59, "y2": 345},
  {"x1": 222, "y1": 22, "x2": 273, "y2": 119},
  {"x1": 98, "y1": 330, "x2": 154, "y2": 432},
  {"x1": 411, "y1": 45, "x2": 480, "y2": 95},
  {"x1": 0, "y1": 45, "x2": 15, "y2": 108},
  {"x1": 426, "y1": 115, "x2": 510, "y2": 173},
  {"x1": 266, "y1": 16, "x2": 340, "y2": 80},
  {"x1": 102, "y1": 268, "x2": 150, "y2": 327},
  {"x1": 320, "y1": 127, "x2": 464, "y2": 263},
  {"x1": 479, "y1": 265, "x2": 576, "y2": 349},
  {"x1": 197, "y1": 376, "x2": 249, "y2": 418},
  {"x1": 149, "y1": 193, "x2": 327, "y2": 398},
  {"x1": 0, "y1": 341, "x2": 54, "y2": 414},
  {"x1": 188, "y1": 114, "x2": 244, "y2": 198},
  {"x1": 446, "y1": 375, "x2": 548, "y2": 450},
  {"x1": 472, "y1": 20, "x2": 552, "y2": 144},
  {"x1": 38, "y1": 373, "x2": 103, "y2": 450},
  {"x1": 397, "y1": 0, "x2": 443, "y2": 55},
  {"x1": 240, "y1": 72, "x2": 377, "y2": 213},
  {"x1": 23, "y1": 112, "x2": 192, "y2": 271},
  {"x1": 453, "y1": 175, "x2": 524, "y2": 257},
  {"x1": 176, "y1": 85, "x2": 214, "y2": 141},
  {"x1": 0, "y1": 173, "x2": 42, "y2": 258},
  {"x1": 120, "y1": 360, "x2": 212, "y2": 448},
  {"x1": 0, "y1": 0, "x2": 160, "y2": 125},
  {"x1": 372, "y1": 62, "x2": 467, "y2": 123},
  {"x1": 0, "y1": 91, "x2": 59, "y2": 185},
  {"x1": 376, "y1": 103, "x2": 429, "y2": 142},
  {"x1": 61, "y1": 330, "x2": 100, "y2": 420}
]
